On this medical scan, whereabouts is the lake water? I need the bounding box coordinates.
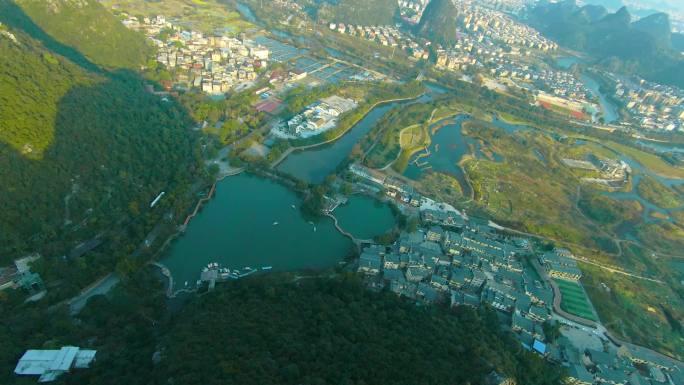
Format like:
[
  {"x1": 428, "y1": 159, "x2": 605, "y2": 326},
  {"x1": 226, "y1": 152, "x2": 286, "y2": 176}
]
[
  {"x1": 277, "y1": 93, "x2": 433, "y2": 184},
  {"x1": 334, "y1": 195, "x2": 395, "y2": 239},
  {"x1": 161, "y1": 174, "x2": 354, "y2": 289},
  {"x1": 404, "y1": 115, "x2": 474, "y2": 198}
]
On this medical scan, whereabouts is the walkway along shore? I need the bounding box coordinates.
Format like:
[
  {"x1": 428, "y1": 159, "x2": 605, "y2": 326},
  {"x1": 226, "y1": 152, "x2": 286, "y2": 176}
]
[{"x1": 270, "y1": 93, "x2": 428, "y2": 168}]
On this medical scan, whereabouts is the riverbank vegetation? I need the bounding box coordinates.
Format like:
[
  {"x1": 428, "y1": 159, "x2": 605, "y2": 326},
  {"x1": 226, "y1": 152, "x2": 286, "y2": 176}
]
[
  {"x1": 181, "y1": 89, "x2": 267, "y2": 145},
  {"x1": 363, "y1": 102, "x2": 436, "y2": 169},
  {"x1": 636, "y1": 176, "x2": 684, "y2": 209},
  {"x1": 56, "y1": 273, "x2": 563, "y2": 385},
  {"x1": 288, "y1": 81, "x2": 425, "y2": 148},
  {"x1": 577, "y1": 189, "x2": 642, "y2": 225}
]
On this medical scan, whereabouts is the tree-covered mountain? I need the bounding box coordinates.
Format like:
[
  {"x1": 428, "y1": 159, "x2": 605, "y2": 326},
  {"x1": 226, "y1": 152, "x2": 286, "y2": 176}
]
[
  {"x1": 632, "y1": 12, "x2": 672, "y2": 48},
  {"x1": 51, "y1": 275, "x2": 563, "y2": 385},
  {"x1": 415, "y1": 0, "x2": 459, "y2": 47},
  {"x1": 314, "y1": 0, "x2": 398, "y2": 26},
  {"x1": 526, "y1": 0, "x2": 684, "y2": 88},
  {"x1": 6, "y1": 0, "x2": 150, "y2": 69},
  {"x1": 0, "y1": 3, "x2": 201, "y2": 269},
  {"x1": 673, "y1": 32, "x2": 684, "y2": 51}
]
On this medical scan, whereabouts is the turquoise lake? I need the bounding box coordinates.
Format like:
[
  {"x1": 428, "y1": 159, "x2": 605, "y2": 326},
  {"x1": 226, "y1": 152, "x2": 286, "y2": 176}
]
[
  {"x1": 334, "y1": 195, "x2": 395, "y2": 240},
  {"x1": 161, "y1": 174, "x2": 354, "y2": 289}
]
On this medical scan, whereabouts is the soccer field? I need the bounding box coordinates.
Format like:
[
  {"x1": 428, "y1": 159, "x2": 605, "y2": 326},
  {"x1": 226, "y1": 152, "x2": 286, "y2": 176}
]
[{"x1": 555, "y1": 279, "x2": 597, "y2": 321}]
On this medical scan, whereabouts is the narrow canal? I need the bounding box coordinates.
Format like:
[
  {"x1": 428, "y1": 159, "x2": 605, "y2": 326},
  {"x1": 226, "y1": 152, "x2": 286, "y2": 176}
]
[{"x1": 555, "y1": 56, "x2": 619, "y2": 124}]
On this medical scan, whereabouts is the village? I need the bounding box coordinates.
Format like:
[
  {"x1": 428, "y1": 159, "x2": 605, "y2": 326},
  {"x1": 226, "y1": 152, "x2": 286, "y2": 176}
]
[
  {"x1": 346, "y1": 163, "x2": 684, "y2": 385},
  {"x1": 120, "y1": 14, "x2": 267, "y2": 94},
  {"x1": 609, "y1": 74, "x2": 684, "y2": 132}
]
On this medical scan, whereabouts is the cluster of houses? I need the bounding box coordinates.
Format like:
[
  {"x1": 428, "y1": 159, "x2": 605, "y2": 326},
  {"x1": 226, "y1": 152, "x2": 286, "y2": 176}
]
[
  {"x1": 476, "y1": 0, "x2": 529, "y2": 14},
  {"x1": 356, "y1": 219, "x2": 684, "y2": 385},
  {"x1": 610, "y1": 75, "x2": 684, "y2": 132},
  {"x1": 348, "y1": 163, "x2": 684, "y2": 385},
  {"x1": 121, "y1": 15, "x2": 268, "y2": 94},
  {"x1": 328, "y1": 22, "x2": 431, "y2": 60},
  {"x1": 274, "y1": 95, "x2": 357, "y2": 138},
  {"x1": 356, "y1": 218, "x2": 553, "y2": 345},
  {"x1": 456, "y1": 0, "x2": 557, "y2": 52},
  {"x1": 398, "y1": 0, "x2": 430, "y2": 25}
]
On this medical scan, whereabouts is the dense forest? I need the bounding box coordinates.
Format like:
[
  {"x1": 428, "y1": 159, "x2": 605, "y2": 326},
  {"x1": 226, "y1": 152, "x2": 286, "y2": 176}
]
[
  {"x1": 0, "y1": 1, "x2": 203, "y2": 304},
  {"x1": 0, "y1": 271, "x2": 563, "y2": 385}
]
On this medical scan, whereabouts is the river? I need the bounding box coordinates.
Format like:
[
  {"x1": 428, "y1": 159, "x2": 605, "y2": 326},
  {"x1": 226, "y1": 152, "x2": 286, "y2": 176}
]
[
  {"x1": 555, "y1": 56, "x2": 619, "y2": 124},
  {"x1": 404, "y1": 115, "x2": 474, "y2": 198},
  {"x1": 161, "y1": 174, "x2": 355, "y2": 289}
]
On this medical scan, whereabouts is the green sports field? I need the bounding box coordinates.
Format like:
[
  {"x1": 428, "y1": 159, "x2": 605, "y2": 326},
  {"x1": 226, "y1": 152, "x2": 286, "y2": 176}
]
[{"x1": 555, "y1": 279, "x2": 597, "y2": 321}]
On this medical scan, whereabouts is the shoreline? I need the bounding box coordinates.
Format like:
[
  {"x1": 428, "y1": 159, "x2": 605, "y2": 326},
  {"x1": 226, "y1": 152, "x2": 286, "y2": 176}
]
[
  {"x1": 153, "y1": 169, "x2": 365, "y2": 297},
  {"x1": 270, "y1": 92, "x2": 427, "y2": 168}
]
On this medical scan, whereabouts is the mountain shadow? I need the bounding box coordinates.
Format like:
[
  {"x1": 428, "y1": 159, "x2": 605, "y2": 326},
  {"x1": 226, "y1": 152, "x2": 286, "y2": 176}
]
[
  {"x1": 0, "y1": 69, "x2": 201, "y2": 262},
  {"x1": 0, "y1": 0, "x2": 101, "y2": 72}
]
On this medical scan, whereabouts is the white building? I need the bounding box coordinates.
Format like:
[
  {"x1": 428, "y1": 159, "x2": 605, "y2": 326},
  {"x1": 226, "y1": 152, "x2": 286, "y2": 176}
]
[{"x1": 14, "y1": 346, "x2": 97, "y2": 382}]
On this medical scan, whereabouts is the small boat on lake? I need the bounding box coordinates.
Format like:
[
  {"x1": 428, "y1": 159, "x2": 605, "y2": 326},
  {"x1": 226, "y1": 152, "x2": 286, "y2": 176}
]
[
  {"x1": 262, "y1": 266, "x2": 272, "y2": 271},
  {"x1": 273, "y1": 221, "x2": 279, "y2": 226}
]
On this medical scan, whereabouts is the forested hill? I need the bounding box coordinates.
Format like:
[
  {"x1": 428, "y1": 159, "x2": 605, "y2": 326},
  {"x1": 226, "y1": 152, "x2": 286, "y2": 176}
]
[
  {"x1": 415, "y1": 0, "x2": 459, "y2": 47},
  {"x1": 60, "y1": 275, "x2": 563, "y2": 385},
  {"x1": 0, "y1": 4, "x2": 201, "y2": 281},
  {"x1": 525, "y1": 0, "x2": 684, "y2": 88},
  {"x1": 4, "y1": 0, "x2": 150, "y2": 69},
  {"x1": 315, "y1": 0, "x2": 398, "y2": 26}
]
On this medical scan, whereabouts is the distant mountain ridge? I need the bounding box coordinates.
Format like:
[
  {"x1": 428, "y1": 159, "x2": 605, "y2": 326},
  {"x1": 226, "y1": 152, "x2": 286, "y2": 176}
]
[{"x1": 526, "y1": 0, "x2": 684, "y2": 88}]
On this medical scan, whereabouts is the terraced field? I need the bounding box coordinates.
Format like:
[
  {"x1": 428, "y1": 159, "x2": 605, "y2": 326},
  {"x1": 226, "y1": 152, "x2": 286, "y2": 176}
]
[{"x1": 556, "y1": 279, "x2": 597, "y2": 321}]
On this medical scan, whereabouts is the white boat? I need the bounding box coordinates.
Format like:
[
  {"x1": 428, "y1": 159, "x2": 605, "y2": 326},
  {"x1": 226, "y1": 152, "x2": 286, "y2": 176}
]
[
  {"x1": 184, "y1": 281, "x2": 188, "y2": 287},
  {"x1": 262, "y1": 266, "x2": 273, "y2": 270},
  {"x1": 313, "y1": 226, "x2": 317, "y2": 232},
  {"x1": 273, "y1": 221, "x2": 279, "y2": 226},
  {"x1": 291, "y1": 205, "x2": 296, "y2": 209}
]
